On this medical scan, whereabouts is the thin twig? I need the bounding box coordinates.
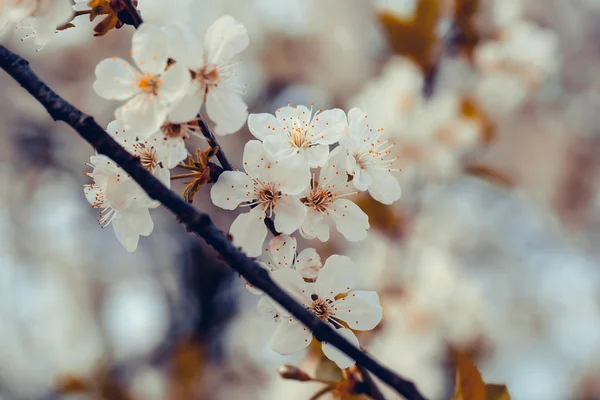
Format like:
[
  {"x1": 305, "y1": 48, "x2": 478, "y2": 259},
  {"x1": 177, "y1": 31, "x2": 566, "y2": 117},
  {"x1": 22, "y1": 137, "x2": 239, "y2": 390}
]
[
  {"x1": 122, "y1": 0, "x2": 143, "y2": 28},
  {"x1": 196, "y1": 115, "x2": 234, "y2": 171},
  {"x1": 0, "y1": 44, "x2": 426, "y2": 400},
  {"x1": 195, "y1": 115, "x2": 280, "y2": 236}
]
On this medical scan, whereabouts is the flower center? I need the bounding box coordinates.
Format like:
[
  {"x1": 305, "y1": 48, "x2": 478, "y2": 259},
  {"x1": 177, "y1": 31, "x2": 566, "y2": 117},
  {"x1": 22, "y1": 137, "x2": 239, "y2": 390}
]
[
  {"x1": 136, "y1": 145, "x2": 158, "y2": 172},
  {"x1": 305, "y1": 187, "x2": 333, "y2": 212},
  {"x1": 310, "y1": 298, "x2": 332, "y2": 321},
  {"x1": 137, "y1": 72, "x2": 162, "y2": 95},
  {"x1": 256, "y1": 182, "x2": 280, "y2": 209},
  {"x1": 162, "y1": 122, "x2": 183, "y2": 138},
  {"x1": 289, "y1": 127, "x2": 310, "y2": 149},
  {"x1": 194, "y1": 64, "x2": 223, "y2": 88}
]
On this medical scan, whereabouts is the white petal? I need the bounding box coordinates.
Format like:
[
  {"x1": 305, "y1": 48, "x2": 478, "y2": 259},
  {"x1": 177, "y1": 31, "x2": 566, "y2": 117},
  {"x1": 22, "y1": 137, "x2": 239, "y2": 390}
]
[
  {"x1": 157, "y1": 61, "x2": 191, "y2": 105},
  {"x1": 271, "y1": 268, "x2": 312, "y2": 306},
  {"x1": 167, "y1": 86, "x2": 203, "y2": 123},
  {"x1": 204, "y1": 15, "x2": 249, "y2": 65},
  {"x1": 368, "y1": 172, "x2": 401, "y2": 205},
  {"x1": 322, "y1": 328, "x2": 359, "y2": 369},
  {"x1": 300, "y1": 208, "x2": 330, "y2": 242},
  {"x1": 83, "y1": 185, "x2": 102, "y2": 207},
  {"x1": 257, "y1": 296, "x2": 280, "y2": 320},
  {"x1": 206, "y1": 83, "x2": 248, "y2": 135},
  {"x1": 275, "y1": 104, "x2": 311, "y2": 127},
  {"x1": 112, "y1": 214, "x2": 140, "y2": 252},
  {"x1": 305, "y1": 144, "x2": 329, "y2": 168},
  {"x1": 93, "y1": 58, "x2": 138, "y2": 101},
  {"x1": 274, "y1": 155, "x2": 311, "y2": 195},
  {"x1": 269, "y1": 318, "x2": 312, "y2": 355},
  {"x1": 126, "y1": 207, "x2": 154, "y2": 236},
  {"x1": 242, "y1": 140, "x2": 274, "y2": 180},
  {"x1": 131, "y1": 23, "x2": 169, "y2": 75},
  {"x1": 210, "y1": 171, "x2": 254, "y2": 210},
  {"x1": 116, "y1": 95, "x2": 169, "y2": 139},
  {"x1": 310, "y1": 108, "x2": 347, "y2": 145},
  {"x1": 295, "y1": 248, "x2": 322, "y2": 279},
  {"x1": 329, "y1": 198, "x2": 369, "y2": 242},
  {"x1": 263, "y1": 135, "x2": 297, "y2": 161},
  {"x1": 273, "y1": 195, "x2": 307, "y2": 234},
  {"x1": 317, "y1": 255, "x2": 356, "y2": 299},
  {"x1": 229, "y1": 206, "x2": 268, "y2": 257},
  {"x1": 267, "y1": 234, "x2": 297, "y2": 269},
  {"x1": 347, "y1": 108, "x2": 376, "y2": 144},
  {"x1": 248, "y1": 112, "x2": 284, "y2": 140},
  {"x1": 332, "y1": 290, "x2": 382, "y2": 330},
  {"x1": 353, "y1": 168, "x2": 373, "y2": 192},
  {"x1": 161, "y1": 22, "x2": 199, "y2": 68}
]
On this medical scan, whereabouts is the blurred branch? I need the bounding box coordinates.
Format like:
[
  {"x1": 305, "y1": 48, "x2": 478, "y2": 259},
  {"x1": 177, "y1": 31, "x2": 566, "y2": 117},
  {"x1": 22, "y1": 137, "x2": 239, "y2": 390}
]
[{"x1": 0, "y1": 44, "x2": 427, "y2": 400}]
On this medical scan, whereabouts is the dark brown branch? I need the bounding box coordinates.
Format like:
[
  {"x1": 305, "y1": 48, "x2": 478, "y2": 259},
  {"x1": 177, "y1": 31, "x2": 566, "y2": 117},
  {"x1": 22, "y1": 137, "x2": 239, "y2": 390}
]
[
  {"x1": 196, "y1": 115, "x2": 234, "y2": 171},
  {"x1": 0, "y1": 45, "x2": 427, "y2": 400},
  {"x1": 122, "y1": 0, "x2": 143, "y2": 28}
]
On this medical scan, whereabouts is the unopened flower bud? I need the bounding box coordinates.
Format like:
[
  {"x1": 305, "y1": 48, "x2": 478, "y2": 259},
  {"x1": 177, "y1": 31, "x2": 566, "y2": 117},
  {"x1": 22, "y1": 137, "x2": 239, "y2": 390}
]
[{"x1": 277, "y1": 365, "x2": 312, "y2": 382}]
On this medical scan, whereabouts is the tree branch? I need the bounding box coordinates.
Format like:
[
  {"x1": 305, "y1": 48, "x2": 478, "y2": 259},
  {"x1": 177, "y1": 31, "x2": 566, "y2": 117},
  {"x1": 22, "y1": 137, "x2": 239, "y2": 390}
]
[
  {"x1": 122, "y1": 0, "x2": 143, "y2": 28},
  {"x1": 0, "y1": 45, "x2": 427, "y2": 400}
]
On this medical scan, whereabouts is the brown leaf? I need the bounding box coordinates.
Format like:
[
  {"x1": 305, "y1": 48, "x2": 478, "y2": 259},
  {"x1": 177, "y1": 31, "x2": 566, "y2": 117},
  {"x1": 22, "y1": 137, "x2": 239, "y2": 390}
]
[
  {"x1": 378, "y1": 0, "x2": 440, "y2": 71},
  {"x1": 485, "y1": 384, "x2": 511, "y2": 400},
  {"x1": 452, "y1": 351, "x2": 486, "y2": 400},
  {"x1": 464, "y1": 164, "x2": 514, "y2": 187}
]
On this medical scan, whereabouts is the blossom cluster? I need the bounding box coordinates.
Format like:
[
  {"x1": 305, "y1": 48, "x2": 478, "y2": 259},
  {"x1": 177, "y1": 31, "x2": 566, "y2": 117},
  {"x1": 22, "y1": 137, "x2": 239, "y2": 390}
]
[{"x1": 2, "y1": 0, "x2": 397, "y2": 371}]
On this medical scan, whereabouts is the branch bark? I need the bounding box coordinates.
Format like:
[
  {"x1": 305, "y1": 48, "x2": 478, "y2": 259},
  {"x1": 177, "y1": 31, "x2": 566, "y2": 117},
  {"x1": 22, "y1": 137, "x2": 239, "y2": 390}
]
[{"x1": 0, "y1": 45, "x2": 427, "y2": 400}]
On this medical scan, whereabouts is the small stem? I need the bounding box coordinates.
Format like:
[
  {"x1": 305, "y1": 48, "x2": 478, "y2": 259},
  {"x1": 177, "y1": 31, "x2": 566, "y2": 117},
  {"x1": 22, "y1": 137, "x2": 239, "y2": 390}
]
[
  {"x1": 197, "y1": 115, "x2": 234, "y2": 171},
  {"x1": 122, "y1": 0, "x2": 143, "y2": 28},
  {"x1": 170, "y1": 172, "x2": 205, "y2": 180}
]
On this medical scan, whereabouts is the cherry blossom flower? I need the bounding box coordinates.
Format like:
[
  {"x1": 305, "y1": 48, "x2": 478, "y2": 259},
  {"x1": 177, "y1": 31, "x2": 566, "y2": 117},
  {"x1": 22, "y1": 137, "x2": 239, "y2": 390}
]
[
  {"x1": 106, "y1": 120, "x2": 172, "y2": 181},
  {"x1": 93, "y1": 23, "x2": 190, "y2": 137},
  {"x1": 246, "y1": 234, "x2": 323, "y2": 294},
  {"x1": 247, "y1": 104, "x2": 348, "y2": 179},
  {"x1": 300, "y1": 147, "x2": 369, "y2": 242},
  {"x1": 83, "y1": 155, "x2": 159, "y2": 252},
  {"x1": 146, "y1": 119, "x2": 202, "y2": 169},
  {"x1": 266, "y1": 255, "x2": 383, "y2": 368},
  {"x1": 168, "y1": 15, "x2": 249, "y2": 135},
  {"x1": 11, "y1": 0, "x2": 73, "y2": 47},
  {"x1": 341, "y1": 108, "x2": 401, "y2": 205},
  {"x1": 210, "y1": 141, "x2": 309, "y2": 257}
]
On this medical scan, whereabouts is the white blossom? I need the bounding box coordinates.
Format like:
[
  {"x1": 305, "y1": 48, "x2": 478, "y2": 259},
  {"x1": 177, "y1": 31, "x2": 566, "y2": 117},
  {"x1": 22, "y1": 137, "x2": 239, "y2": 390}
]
[
  {"x1": 341, "y1": 108, "x2": 401, "y2": 205},
  {"x1": 246, "y1": 234, "x2": 323, "y2": 294},
  {"x1": 210, "y1": 141, "x2": 309, "y2": 257},
  {"x1": 10, "y1": 0, "x2": 73, "y2": 47},
  {"x1": 168, "y1": 15, "x2": 249, "y2": 135},
  {"x1": 265, "y1": 255, "x2": 383, "y2": 368},
  {"x1": 83, "y1": 155, "x2": 158, "y2": 252},
  {"x1": 106, "y1": 120, "x2": 172, "y2": 181},
  {"x1": 93, "y1": 23, "x2": 190, "y2": 137},
  {"x1": 248, "y1": 104, "x2": 348, "y2": 179},
  {"x1": 300, "y1": 147, "x2": 369, "y2": 242}
]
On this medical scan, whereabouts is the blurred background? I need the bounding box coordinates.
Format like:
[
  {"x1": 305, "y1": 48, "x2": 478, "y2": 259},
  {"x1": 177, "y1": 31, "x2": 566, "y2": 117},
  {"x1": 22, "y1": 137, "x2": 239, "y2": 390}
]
[{"x1": 2, "y1": 0, "x2": 600, "y2": 398}]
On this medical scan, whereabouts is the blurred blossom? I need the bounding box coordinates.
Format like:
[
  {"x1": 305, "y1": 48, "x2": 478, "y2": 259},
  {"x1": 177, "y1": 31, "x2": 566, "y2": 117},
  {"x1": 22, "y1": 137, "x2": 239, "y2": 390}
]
[
  {"x1": 3, "y1": 0, "x2": 600, "y2": 399},
  {"x1": 102, "y1": 277, "x2": 170, "y2": 361}
]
